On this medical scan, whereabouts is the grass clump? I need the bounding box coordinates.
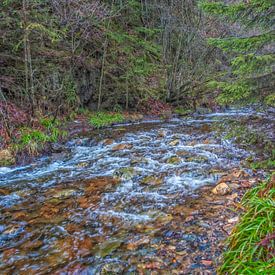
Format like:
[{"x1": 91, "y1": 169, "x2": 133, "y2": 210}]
[
  {"x1": 250, "y1": 159, "x2": 275, "y2": 171},
  {"x1": 174, "y1": 107, "x2": 192, "y2": 116},
  {"x1": 89, "y1": 112, "x2": 125, "y2": 128},
  {"x1": 219, "y1": 175, "x2": 275, "y2": 274},
  {"x1": 15, "y1": 117, "x2": 67, "y2": 155}
]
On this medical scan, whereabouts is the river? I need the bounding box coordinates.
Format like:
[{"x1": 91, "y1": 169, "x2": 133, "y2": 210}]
[{"x1": 0, "y1": 109, "x2": 271, "y2": 274}]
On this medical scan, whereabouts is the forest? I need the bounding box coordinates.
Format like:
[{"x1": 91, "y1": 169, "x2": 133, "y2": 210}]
[{"x1": 0, "y1": 0, "x2": 274, "y2": 274}]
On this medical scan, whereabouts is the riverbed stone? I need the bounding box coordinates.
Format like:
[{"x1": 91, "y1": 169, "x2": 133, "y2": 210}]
[
  {"x1": 112, "y1": 143, "x2": 133, "y2": 151},
  {"x1": 126, "y1": 236, "x2": 150, "y2": 250},
  {"x1": 102, "y1": 138, "x2": 114, "y2": 145},
  {"x1": 166, "y1": 156, "x2": 181, "y2": 164},
  {"x1": 141, "y1": 175, "x2": 163, "y2": 186},
  {"x1": 114, "y1": 167, "x2": 137, "y2": 180},
  {"x1": 169, "y1": 139, "x2": 180, "y2": 146},
  {"x1": 95, "y1": 239, "x2": 122, "y2": 257},
  {"x1": 130, "y1": 157, "x2": 148, "y2": 165},
  {"x1": 211, "y1": 182, "x2": 231, "y2": 195}
]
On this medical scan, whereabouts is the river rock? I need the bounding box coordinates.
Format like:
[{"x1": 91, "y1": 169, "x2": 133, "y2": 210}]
[
  {"x1": 169, "y1": 139, "x2": 180, "y2": 146},
  {"x1": 0, "y1": 149, "x2": 15, "y2": 166},
  {"x1": 52, "y1": 189, "x2": 77, "y2": 199},
  {"x1": 114, "y1": 167, "x2": 137, "y2": 180},
  {"x1": 141, "y1": 175, "x2": 163, "y2": 186},
  {"x1": 130, "y1": 157, "x2": 148, "y2": 165},
  {"x1": 211, "y1": 182, "x2": 231, "y2": 195},
  {"x1": 126, "y1": 236, "x2": 150, "y2": 250},
  {"x1": 166, "y1": 156, "x2": 181, "y2": 164},
  {"x1": 103, "y1": 139, "x2": 114, "y2": 145},
  {"x1": 95, "y1": 239, "x2": 122, "y2": 257},
  {"x1": 228, "y1": 216, "x2": 239, "y2": 224},
  {"x1": 101, "y1": 262, "x2": 125, "y2": 274},
  {"x1": 112, "y1": 143, "x2": 133, "y2": 151},
  {"x1": 158, "y1": 130, "x2": 167, "y2": 138}
]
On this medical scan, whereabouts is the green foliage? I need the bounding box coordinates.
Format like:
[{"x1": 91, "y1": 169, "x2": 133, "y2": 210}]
[
  {"x1": 201, "y1": 0, "x2": 275, "y2": 105},
  {"x1": 174, "y1": 107, "x2": 192, "y2": 116},
  {"x1": 219, "y1": 176, "x2": 275, "y2": 274},
  {"x1": 250, "y1": 159, "x2": 275, "y2": 170},
  {"x1": 231, "y1": 54, "x2": 275, "y2": 76},
  {"x1": 17, "y1": 118, "x2": 67, "y2": 155},
  {"x1": 208, "y1": 33, "x2": 275, "y2": 53},
  {"x1": 264, "y1": 94, "x2": 275, "y2": 107},
  {"x1": 199, "y1": 0, "x2": 273, "y2": 27},
  {"x1": 89, "y1": 112, "x2": 125, "y2": 128}
]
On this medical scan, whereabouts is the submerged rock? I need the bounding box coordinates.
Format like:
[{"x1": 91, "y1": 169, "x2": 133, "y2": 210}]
[
  {"x1": 112, "y1": 143, "x2": 133, "y2": 151},
  {"x1": 141, "y1": 175, "x2": 163, "y2": 186},
  {"x1": 166, "y1": 156, "x2": 181, "y2": 164},
  {"x1": 52, "y1": 189, "x2": 77, "y2": 199},
  {"x1": 95, "y1": 239, "x2": 122, "y2": 257},
  {"x1": 102, "y1": 138, "x2": 114, "y2": 145},
  {"x1": 158, "y1": 130, "x2": 167, "y2": 138},
  {"x1": 114, "y1": 167, "x2": 137, "y2": 180},
  {"x1": 211, "y1": 182, "x2": 231, "y2": 195},
  {"x1": 100, "y1": 262, "x2": 125, "y2": 274},
  {"x1": 169, "y1": 139, "x2": 180, "y2": 146},
  {"x1": 126, "y1": 236, "x2": 150, "y2": 250},
  {"x1": 130, "y1": 157, "x2": 148, "y2": 165}
]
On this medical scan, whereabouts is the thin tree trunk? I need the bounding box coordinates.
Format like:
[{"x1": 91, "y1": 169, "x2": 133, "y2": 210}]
[
  {"x1": 125, "y1": 76, "x2": 129, "y2": 110},
  {"x1": 97, "y1": 1, "x2": 114, "y2": 111},
  {"x1": 23, "y1": 0, "x2": 35, "y2": 116}
]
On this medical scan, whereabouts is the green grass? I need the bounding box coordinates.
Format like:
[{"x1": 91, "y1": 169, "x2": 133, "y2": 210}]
[
  {"x1": 250, "y1": 159, "x2": 275, "y2": 171},
  {"x1": 219, "y1": 175, "x2": 275, "y2": 274},
  {"x1": 15, "y1": 117, "x2": 67, "y2": 155},
  {"x1": 174, "y1": 107, "x2": 192, "y2": 116},
  {"x1": 89, "y1": 112, "x2": 125, "y2": 128}
]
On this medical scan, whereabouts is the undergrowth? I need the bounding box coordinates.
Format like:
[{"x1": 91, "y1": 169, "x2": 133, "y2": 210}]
[
  {"x1": 89, "y1": 112, "x2": 125, "y2": 128},
  {"x1": 14, "y1": 117, "x2": 67, "y2": 155},
  {"x1": 219, "y1": 175, "x2": 275, "y2": 274}
]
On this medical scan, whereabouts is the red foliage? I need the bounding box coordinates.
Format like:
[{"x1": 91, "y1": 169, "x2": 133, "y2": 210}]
[
  {"x1": 0, "y1": 101, "x2": 29, "y2": 147},
  {"x1": 137, "y1": 98, "x2": 172, "y2": 116},
  {"x1": 258, "y1": 233, "x2": 275, "y2": 259}
]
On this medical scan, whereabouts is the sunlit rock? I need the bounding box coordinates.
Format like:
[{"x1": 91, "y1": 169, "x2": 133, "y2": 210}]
[
  {"x1": 166, "y1": 156, "x2": 181, "y2": 164},
  {"x1": 141, "y1": 175, "x2": 163, "y2": 186},
  {"x1": 211, "y1": 182, "x2": 231, "y2": 195},
  {"x1": 169, "y1": 139, "x2": 180, "y2": 146},
  {"x1": 112, "y1": 143, "x2": 133, "y2": 151},
  {"x1": 114, "y1": 167, "x2": 137, "y2": 180}
]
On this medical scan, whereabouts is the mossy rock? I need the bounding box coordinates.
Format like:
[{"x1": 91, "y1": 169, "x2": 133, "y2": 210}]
[
  {"x1": 141, "y1": 175, "x2": 163, "y2": 186},
  {"x1": 166, "y1": 156, "x2": 181, "y2": 164},
  {"x1": 95, "y1": 240, "x2": 122, "y2": 258},
  {"x1": 114, "y1": 167, "x2": 137, "y2": 180}
]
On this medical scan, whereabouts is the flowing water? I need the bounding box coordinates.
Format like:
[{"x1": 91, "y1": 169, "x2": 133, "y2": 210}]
[{"x1": 0, "y1": 109, "x2": 270, "y2": 274}]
